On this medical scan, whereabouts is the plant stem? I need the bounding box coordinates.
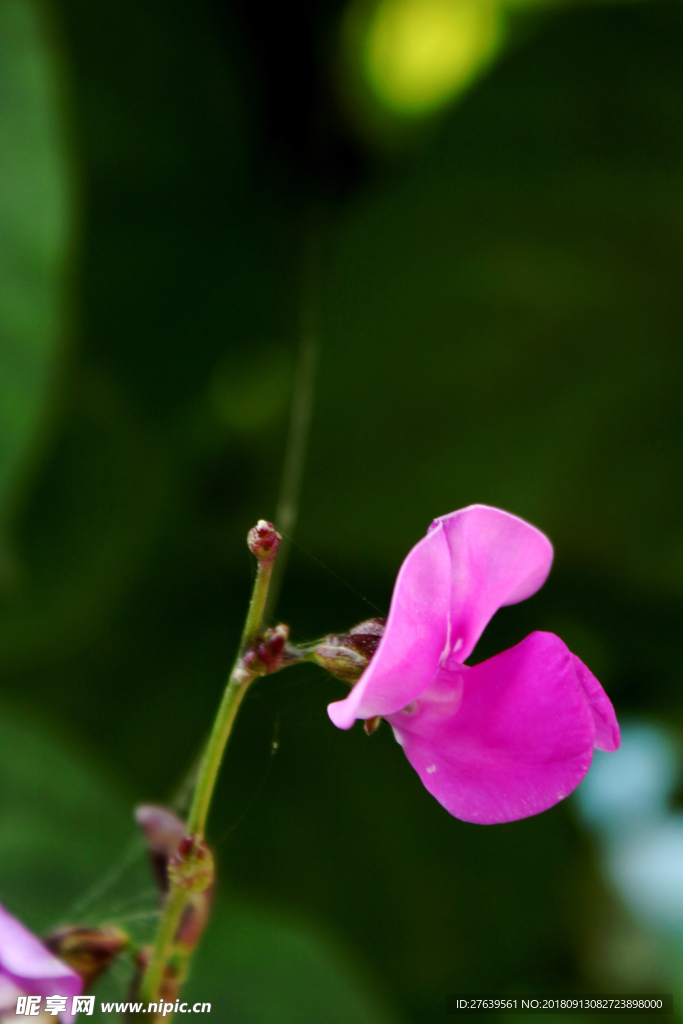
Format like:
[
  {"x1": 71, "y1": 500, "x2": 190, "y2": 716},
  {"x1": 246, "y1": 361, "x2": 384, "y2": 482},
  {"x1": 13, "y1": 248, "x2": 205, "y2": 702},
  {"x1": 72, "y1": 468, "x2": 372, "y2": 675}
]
[
  {"x1": 138, "y1": 886, "x2": 187, "y2": 1008},
  {"x1": 138, "y1": 554, "x2": 276, "y2": 1009},
  {"x1": 187, "y1": 551, "x2": 275, "y2": 835},
  {"x1": 185, "y1": 665, "x2": 254, "y2": 838}
]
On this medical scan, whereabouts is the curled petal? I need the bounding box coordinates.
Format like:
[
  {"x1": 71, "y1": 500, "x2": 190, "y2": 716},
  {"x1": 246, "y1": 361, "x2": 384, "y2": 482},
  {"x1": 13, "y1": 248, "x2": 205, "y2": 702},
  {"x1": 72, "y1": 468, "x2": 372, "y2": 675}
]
[
  {"x1": 328, "y1": 522, "x2": 451, "y2": 728},
  {"x1": 435, "y1": 505, "x2": 554, "y2": 663},
  {"x1": 387, "y1": 632, "x2": 600, "y2": 824},
  {"x1": 0, "y1": 903, "x2": 82, "y2": 1005},
  {"x1": 571, "y1": 655, "x2": 620, "y2": 752}
]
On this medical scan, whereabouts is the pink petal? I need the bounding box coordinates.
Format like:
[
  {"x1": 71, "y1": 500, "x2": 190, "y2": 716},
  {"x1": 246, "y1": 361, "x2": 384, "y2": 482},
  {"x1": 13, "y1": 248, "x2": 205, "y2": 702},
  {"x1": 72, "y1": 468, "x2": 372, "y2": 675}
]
[
  {"x1": 0, "y1": 903, "x2": 82, "y2": 1002},
  {"x1": 435, "y1": 505, "x2": 554, "y2": 664},
  {"x1": 387, "y1": 632, "x2": 597, "y2": 824},
  {"x1": 328, "y1": 522, "x2": 451, "y2": 728},
  {"x1": 571, "y1": 655, "x2": 620, "y2": 752}
]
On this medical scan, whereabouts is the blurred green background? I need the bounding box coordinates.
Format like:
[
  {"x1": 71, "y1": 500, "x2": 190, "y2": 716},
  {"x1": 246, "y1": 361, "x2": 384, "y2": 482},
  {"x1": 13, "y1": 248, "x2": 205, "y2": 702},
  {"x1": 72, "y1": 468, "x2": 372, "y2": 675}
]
[{"x1": 2, "y1": 0, "x2": 683, "y2": 1020}]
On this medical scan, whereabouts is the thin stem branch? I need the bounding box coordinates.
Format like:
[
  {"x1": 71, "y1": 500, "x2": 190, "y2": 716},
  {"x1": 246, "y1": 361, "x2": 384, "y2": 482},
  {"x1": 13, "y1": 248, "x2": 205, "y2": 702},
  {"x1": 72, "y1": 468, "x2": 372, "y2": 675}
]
[
  {"x1": 275, "y1": 330, "x2": 317, "y2": 548},
  {"x1": 266, "y1": 210, "x2": 323, "y2": 617}
]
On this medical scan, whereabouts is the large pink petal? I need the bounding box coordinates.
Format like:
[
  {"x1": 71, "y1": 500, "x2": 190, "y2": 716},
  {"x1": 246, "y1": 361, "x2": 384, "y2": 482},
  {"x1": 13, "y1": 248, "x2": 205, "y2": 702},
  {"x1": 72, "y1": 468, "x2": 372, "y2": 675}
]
[
  {"x1": 387, "y1": 632, "x2": 596, "y2": 824},
  {"x1": 0, "y1": 903, "x2": 82, "y2": 1003},
  {"x1": 435, "y1": 505, "x2": 554, "y2": 663},
  {"x1": 328, "y1": 521, "x2": 451, "y2": 728},
  {"x1": 571, "y1": 655, "x2": 620, "y2": 752}
]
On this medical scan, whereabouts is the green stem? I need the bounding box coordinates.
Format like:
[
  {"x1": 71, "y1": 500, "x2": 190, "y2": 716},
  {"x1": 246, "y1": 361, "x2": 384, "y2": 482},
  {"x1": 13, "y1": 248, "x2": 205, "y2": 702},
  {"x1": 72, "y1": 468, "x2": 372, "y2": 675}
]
[
  {"x1": 138, "y1": 886, "x2": 187, "y2": 1007},
  {"x1": 187, "y1": 553, "x2": 275, "y2": 835},
  {"x1": 137, "y1": 554, "x2": 276, "y2": 1009},
  {"x1": 185, "y1": 664, "x2": 255, "y2": 837}
]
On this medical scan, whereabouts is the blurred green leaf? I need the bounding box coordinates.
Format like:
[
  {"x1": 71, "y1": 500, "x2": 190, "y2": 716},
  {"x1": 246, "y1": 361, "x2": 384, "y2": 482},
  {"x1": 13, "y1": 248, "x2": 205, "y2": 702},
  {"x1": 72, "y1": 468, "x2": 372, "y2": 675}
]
[
  {"x1": 309, "y1": 159, "x2": 683, "y2": 597},
  {"x1": 0, "y1": 709, "x2": 132, "y2": 933},
  {"x1": 0, "y1": 0, "x2": 72, "y2": 581},
  {"x1": 184, "y1": 895, "x2": 401, "y2": 1024},
  {"x1": 0, "y1": 375, "x2": 171, "y2": 670},
  {"x1": 209, "y1": 344, "x2": 294, "y2": 434}
]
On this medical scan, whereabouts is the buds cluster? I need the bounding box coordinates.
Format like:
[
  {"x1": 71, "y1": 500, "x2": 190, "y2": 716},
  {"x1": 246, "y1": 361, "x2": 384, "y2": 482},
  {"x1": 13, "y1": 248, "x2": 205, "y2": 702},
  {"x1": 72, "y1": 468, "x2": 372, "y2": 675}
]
[
  {"x1": 314, "y1": 617, "x2": 386, "y2": 684},
  {"x1": 44, "y1": 925, "x2": 129, "y2": 988},
  {"x1": 243, "y1": 623, "x2": 290, "y2": 674},
  {"x1": 247, "y1": 520, "x2": 281, "y2": 561}
]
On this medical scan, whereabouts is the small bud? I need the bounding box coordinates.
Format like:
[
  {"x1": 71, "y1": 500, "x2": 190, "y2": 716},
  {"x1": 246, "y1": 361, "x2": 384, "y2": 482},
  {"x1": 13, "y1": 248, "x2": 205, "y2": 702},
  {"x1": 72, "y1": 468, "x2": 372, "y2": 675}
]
[
  {"x1": 135, "y1": 805, "x2": 186, "y2": 856},
  {"x1": 135, "y1": 804, "x2": 186, "y2": 892},
  {"x1": 247, "y1": 520, "x2": 281, "y2": 561},
  {"x1": 243, "y1": 623, "x2": 290, "y2": 674},
  {"x1": 168, "y1": 835, "x2": 215, "y2": 893},
  {"x1": 44, "y1": 925, "x2": 129, "y2": 987},
  {"x1": 314, "y1": 617, "x2": 386, "y2": 684}
]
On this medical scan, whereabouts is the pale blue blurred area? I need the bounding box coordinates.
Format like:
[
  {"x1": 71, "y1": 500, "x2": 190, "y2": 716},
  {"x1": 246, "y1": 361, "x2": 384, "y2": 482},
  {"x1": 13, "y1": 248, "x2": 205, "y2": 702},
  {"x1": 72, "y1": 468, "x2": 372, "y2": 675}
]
[
  {"x1": 579, "y1": 724, "x2": 679, "y2": 836},
  {"x1": 577, "y1": 722, "x2": 683, "y2": 936}
]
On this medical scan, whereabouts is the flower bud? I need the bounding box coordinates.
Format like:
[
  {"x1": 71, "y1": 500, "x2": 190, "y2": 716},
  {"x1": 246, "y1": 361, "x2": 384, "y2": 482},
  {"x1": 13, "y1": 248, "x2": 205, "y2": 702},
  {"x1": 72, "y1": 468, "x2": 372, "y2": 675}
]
[
  {"x1": 167, "y1": 835, "x2": 215, "y2": 893},
  {"x1": 314, "y1": 617, "x2": 386, "y2": 684},
  {"x1": 135, "y1": 804, "x2": 186, "y2": 892},
  {"x1": 247, "y1": 520, "x2": 281, "y2": 561},
  {"x1": 243, "y1": 623, "x2": 290, "y2": 674},
  {"x1": 44, "y1": 925, "x2": 129, "y2": 988}
]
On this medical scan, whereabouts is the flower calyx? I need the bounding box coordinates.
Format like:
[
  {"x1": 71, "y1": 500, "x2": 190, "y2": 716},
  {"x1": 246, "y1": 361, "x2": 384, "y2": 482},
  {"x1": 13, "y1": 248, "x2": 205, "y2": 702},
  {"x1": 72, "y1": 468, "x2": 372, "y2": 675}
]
[
  {"x1": 363, "y1": 716, "x2": 382, "y2": 735},
  {"x1": 247, "y1": 520, "x2": 281, "y2": 561},
  {"x1": 167, "y1": 835, "x2": 215, "y2": 893},
  {"x1": 314, "y1": 617, "x2": 386, "y2": 685},
  {"x1": 44, "y1": 925, "x2": 129, "y2": 988},
  {"x1": 243, "y1": 623, "x2": 290, "y2": 674}
]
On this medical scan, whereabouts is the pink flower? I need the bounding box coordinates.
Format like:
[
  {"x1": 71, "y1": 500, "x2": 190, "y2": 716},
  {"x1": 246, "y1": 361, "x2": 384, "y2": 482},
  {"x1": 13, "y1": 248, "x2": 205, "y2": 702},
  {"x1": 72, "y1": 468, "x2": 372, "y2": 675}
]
[
  {"x1": 0, "y1": 903, "x2": 82, "y2": 1020},
  {"x1": 328, "y1": 505, "x2": 620, "y2": 824}
]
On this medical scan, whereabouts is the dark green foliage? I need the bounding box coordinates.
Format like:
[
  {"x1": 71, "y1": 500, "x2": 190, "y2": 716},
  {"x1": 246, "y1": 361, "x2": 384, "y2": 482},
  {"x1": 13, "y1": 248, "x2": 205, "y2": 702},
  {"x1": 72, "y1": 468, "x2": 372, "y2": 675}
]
[{"x1": 1, "y1": 0, "x2": 682, "y2": 1020}]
